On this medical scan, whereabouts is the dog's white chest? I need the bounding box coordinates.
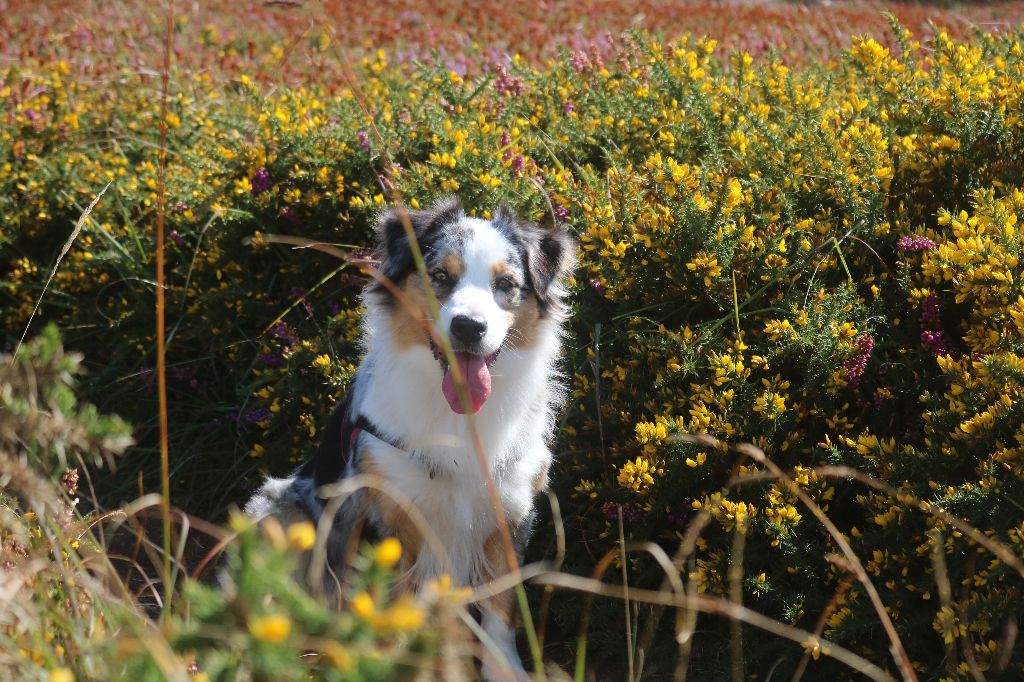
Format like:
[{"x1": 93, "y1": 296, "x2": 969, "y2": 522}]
[{"x1": 362, "y1": 438, "x2": 540, "y2": 583}]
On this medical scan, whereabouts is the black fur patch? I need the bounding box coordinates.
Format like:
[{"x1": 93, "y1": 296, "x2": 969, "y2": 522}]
[
  {"x1": 369, "y1": 197, "x2": 467, "y2": 301},
  {"x1": 298, "y1": 389, "x2": 357, "y2": 490},
  {"x1": 492, "y1": 204, "x2": 576, "y2": 316}
]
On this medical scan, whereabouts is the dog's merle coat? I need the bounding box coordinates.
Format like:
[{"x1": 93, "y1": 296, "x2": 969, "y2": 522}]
[{"x1": 245, "y1": 198, "x2": 575, "y2": 679}]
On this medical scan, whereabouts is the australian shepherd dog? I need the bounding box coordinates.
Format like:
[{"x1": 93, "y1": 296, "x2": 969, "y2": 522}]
[{"x1": 245, "y1": 197, "x2": 575, "y2": 678}]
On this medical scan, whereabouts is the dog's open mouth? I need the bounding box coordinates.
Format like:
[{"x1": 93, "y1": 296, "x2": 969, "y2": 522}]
[{"x1": 431, "y1": 341, "x2": 500, "y2": 414}]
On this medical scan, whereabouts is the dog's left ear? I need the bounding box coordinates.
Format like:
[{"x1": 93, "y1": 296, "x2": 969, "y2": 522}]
[{"x1": 496, "y1": 204, "x2": 577, "y2": 310}]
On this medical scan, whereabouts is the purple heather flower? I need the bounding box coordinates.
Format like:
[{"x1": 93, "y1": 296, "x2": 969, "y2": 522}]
[
  {"x1": 921, "y1": 294, "x2": 942, "y2": 328},
  {"x1": 500, "y1": 131, "x2": 513, "y2": 163},
  {"x1": 168, "y1": 230, "x2": 184, "y2": 248},
  {"x1": 602, "y1": 501, "x2": 644, "y2": 524},
  {"x1": 555, "y1": 204, "x2": 570, "y2": 221},
  {"x1": 251, "y1": 167, "x2": 272, "y2": 195},
  {"x1": 255, "y1": 352, "x2": 286, "y2": 368},
  {"x1": 510, "y1": 155, "x2": 526, "y2": 176},
  {"x1": 919, "y1": 294, "x2": 954, "y2": 357},
  {"x1": 244, "y1": 407, "x2": 272, "y2": 425},
  {"x1": 570, "y1": 51, "x2": 591, "y2": 73},
  {"x1": 562, "y1": 99, "x2": 575, "y2": 114},
  {"x1": 590, "y1": 279, "x2": 606, "y2": 295},
  {"x1": 666, "y1": 511, "x2": 689, "y2": 529},
  {"x1": 493, "y1": 64, "x2": 525, "y2": 97},
  {"x1": 357, "y1": 130, "x2": 371, "y2": 152},
  {"x1": 897, "y1": 235, "x2": 937, "y2": 253},
  {"x1": 842, "y1": 334, "x2": 874, "y2": 388},
  {"x1": 327, "y1": 301, "x2": 342, "y2": 316},
  {"x1": 279, "y1": 206, "x2": 299, "y2": 225},
  {"x1": 268, "y1": 321, "x2": 299, "y2": 348},
  {"x1": 922, "y1": 330, "x2": 951, "y2": 357}
]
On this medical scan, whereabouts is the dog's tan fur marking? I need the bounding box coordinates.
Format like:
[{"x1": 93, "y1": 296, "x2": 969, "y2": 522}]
[
  {"x1": 357, "y1": 454, "x2": 422, "y2": 577},
  {"x1": 441, "y1": 252, "x2": 464, "y2": 278},
  {"x1": 480, "y1": 529, "x2": 515, "y2": 624},
  {"x1": 387, "y1": 277, "x2": 433, "y2": 351},
  {"x1": 490, "y1": 260, "x2": 515, "y2": 281},
  {"x1": 508, "y1": 295, "x2": 543, "y2": 349}
]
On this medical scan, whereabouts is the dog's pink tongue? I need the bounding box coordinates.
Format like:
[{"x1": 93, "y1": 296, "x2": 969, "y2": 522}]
[{"x1": 441, "y1": 352, "x2": 492, "y2": 414}]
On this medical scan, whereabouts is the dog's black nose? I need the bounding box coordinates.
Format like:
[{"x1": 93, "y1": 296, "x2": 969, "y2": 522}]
[{"x1": 451, "y1": 315, "x2": 487, "y2": 344}]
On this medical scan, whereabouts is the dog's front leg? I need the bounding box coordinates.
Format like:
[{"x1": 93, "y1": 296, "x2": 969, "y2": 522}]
[
  {"x1": 480, "y1": 608, "x2": 529, "y2": 682},
  {"x1": 478, "y1": 528, "x2": 531, "y2": 681}
]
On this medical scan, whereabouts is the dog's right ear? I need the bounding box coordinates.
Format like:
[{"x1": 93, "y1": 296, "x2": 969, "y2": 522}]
[{"x1": 372, "y1": 197, "x2": 463, "y2": 293}]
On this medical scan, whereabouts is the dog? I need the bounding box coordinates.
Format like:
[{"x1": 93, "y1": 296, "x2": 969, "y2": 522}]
[{"x1": 244, "y1": 196, "x2": 575, "y2": 678}]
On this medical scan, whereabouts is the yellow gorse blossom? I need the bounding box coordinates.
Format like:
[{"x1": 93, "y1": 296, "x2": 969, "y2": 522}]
[
  {"x1": 249, "y1": 614, "x2": 291, "y2": 643},
  {"x1": 373, "y1": 537, "x2": 402, "y2": 568},
  {"x1": 617, "y1": 456, "x2": 662, "y2": 493},
  {"x1": 686, "y1": 251, "x2": 723, "y2": 287},
  {"x1": 286, "y1": 521, "x2": 316, "y2": 551}
]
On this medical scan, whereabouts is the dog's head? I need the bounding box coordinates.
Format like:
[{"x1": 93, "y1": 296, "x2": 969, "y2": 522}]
[{"x1": 367, "y1": 197, "x2": 576, "y2": 414}]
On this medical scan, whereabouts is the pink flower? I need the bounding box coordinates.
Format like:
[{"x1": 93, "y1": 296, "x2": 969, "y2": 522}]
[
  {"x1": 897, "y1": 235, "x2": 936, "y2": 253},
  {"x1": 842, "y1": 334, "x2": 874, "y2": 388}
]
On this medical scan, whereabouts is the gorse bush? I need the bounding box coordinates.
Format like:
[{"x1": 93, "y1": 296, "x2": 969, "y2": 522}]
[{"x1": 3, "y1": 15, "x2": 1024, "y2": 680}]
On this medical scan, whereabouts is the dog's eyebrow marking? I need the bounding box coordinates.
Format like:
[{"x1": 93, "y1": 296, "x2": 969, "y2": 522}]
[
  {"x1": 440, "y1": 252, "x2": 464, "y2": 277},
  {"x1": 491, "y1": 261, "x2": 518, "y2": 280}
]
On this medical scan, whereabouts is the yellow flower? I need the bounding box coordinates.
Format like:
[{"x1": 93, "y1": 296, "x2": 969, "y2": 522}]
[
  {"x1": 373, "y1": 537, "x2": 402, "y2": 568},
  {"x1": 249, "y1": 614, "x2": 291, "y2": 643},
  {"x1": 287, "y1": 521, "x2": 316, "y2": 551},
  {"x1": 321, "y1": 642, "x2": 352, "y2": 671},
  {"x1": 375, "y1": 595, "x2": 425, "y2": 631},
  {"x1": 685, "y1": 452, "x2": 707, "y2": 468},
  {"x1": 800, "y1": 636, "x2": 829, "y2": 661},
  {"x1": 724, "y1": 178, "x2": 744, "y2": 207},
  {"x1": 424, "y1": 573, "x2": 473, "y2": 602},
  {"x1": 686, "y1": 251, "x2": 723, "y2": 287},
  {"x1": 50, "y1": 669, "x2": 74, "y2": 682},
  {"x1": 617, "y1": 456, "x2": 661, "y2": 493},
  {"x1": 350, "y1": 591, "x2": 375, "y2": 619},
  {"x1": 933, "y1": 606, "x2": 967, "y2": 644}
]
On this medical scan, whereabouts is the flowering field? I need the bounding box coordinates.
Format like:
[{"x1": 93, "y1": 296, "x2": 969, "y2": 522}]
[{"x1": 4, "y1": 1, "x2": 1024, "y2": 680}]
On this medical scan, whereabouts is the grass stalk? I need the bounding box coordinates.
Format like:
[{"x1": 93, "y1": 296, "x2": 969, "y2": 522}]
[
  {"x1": 155, "y1": 0, "x2": 175, "y2": 622},
  {"x1": 619, "y1": 510, "x2": 636, "y2": 682},
  {"x1": 12, "y1": 184, "x2": 110, "y2": 363},
  {"x1": 728, "y1": 527, "x2": 746, "y2": 682}
]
